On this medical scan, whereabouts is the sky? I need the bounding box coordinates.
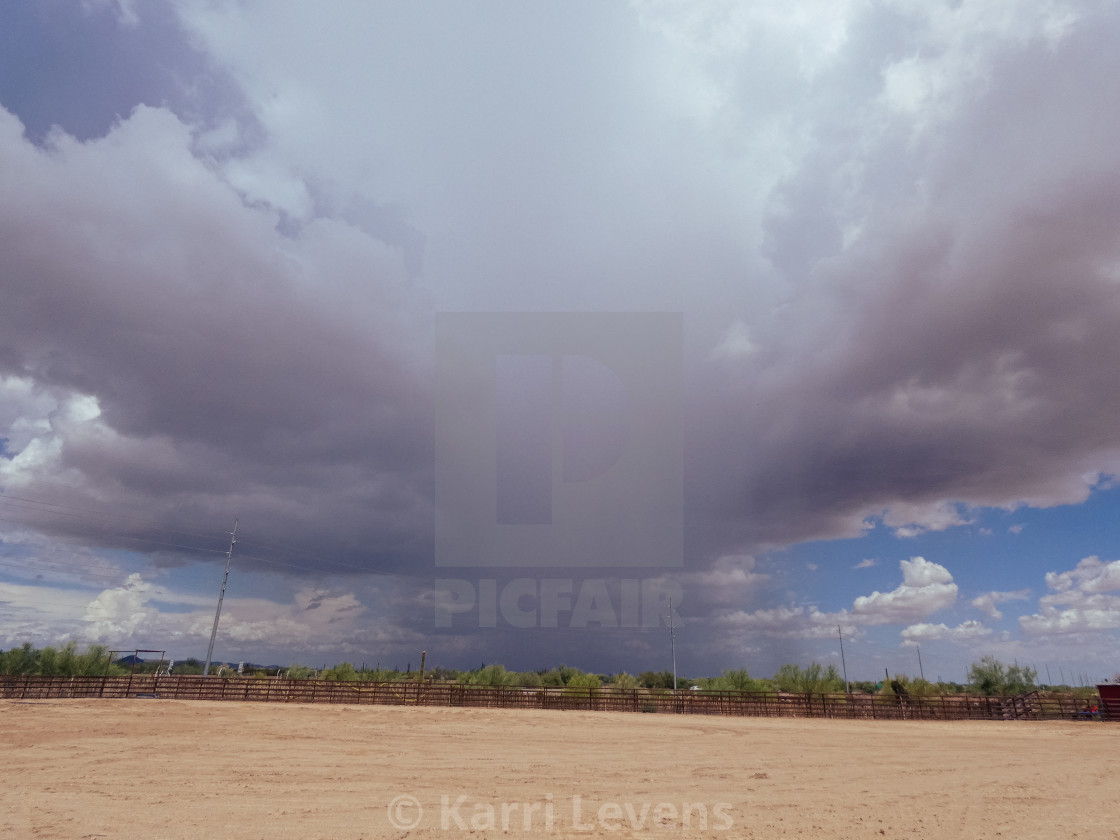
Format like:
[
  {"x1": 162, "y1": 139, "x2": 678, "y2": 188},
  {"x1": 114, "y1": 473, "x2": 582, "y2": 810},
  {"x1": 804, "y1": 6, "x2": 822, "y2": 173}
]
[{"x1": 2, "y1": 0, "x2": 1120, "y2": 684}]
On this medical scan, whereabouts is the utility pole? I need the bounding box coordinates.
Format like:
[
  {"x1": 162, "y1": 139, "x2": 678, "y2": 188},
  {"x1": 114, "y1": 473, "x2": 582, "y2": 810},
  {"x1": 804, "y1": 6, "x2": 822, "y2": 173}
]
[
  {"x1": 669, "y1": 597, "x2": 677, "y2": 692},
  {"x1": 916, "y1": 645, "x2": 925, "y2": 681},
  {"x1": 203, "y1": 520, "x2": 238, "y2": 676},
  {"x1": 837, "y1": 625, "x2": 850, "y2": 693}
]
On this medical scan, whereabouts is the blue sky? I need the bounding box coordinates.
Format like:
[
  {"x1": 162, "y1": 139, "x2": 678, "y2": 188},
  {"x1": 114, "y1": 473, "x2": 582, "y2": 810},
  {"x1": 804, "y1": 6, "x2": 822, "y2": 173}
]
[{"x1": 2, "y1": 0, "x2": 1120, "y2": 684}]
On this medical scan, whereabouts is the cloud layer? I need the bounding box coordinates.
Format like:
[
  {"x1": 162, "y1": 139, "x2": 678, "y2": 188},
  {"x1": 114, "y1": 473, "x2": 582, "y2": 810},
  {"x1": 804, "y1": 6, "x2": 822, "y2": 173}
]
[{"x1": 3, "y1": 1, "x2": 1120, "y2": 674}]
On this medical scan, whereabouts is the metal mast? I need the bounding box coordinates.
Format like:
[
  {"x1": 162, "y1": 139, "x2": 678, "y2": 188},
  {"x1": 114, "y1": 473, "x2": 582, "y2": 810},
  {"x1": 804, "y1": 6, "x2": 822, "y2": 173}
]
[
  {"x1": 838, "y1": 624, "x2": 850, "y2": 693},
  {"x1": 203, "y1": 520, "x2": 238, "y2": 676},
  {"x1": 669, "y1": 597, "x2": 677, "y2": 692}
]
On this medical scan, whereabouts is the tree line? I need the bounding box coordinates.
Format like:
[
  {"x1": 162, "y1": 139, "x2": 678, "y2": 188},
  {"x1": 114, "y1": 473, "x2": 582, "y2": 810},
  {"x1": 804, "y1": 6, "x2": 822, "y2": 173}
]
[
  {"x1": 0, "y1": 644, "x2": 1087, "y2": 698},
  {"x1": 0, "y1": 642, "x2": 126, "y2": 677}
]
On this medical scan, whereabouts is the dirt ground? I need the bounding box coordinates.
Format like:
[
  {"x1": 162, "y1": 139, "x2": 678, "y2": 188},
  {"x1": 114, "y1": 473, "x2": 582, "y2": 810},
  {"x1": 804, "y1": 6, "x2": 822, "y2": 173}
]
[{"x1": 0, "y1": 699, "x2": 1116, "y2": 840}]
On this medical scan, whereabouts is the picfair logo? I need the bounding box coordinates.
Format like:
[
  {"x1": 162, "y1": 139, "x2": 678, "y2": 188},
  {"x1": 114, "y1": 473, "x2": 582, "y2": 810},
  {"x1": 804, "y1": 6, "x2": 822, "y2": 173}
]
[{"x1": 435, "y1": 312, "x2": 682, "y2": 569}]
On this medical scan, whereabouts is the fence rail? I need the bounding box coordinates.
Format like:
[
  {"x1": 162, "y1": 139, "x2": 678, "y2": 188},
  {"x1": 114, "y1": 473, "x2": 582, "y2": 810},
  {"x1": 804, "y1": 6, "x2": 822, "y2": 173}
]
[{"x1": 2, "y1": 675, "x2": 1115, "y2": 722}]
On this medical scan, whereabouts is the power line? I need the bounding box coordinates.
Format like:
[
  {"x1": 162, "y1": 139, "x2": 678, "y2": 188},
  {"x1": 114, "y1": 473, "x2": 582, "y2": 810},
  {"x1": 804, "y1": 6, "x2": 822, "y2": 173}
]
[
  {"x1": 0, "y1": 516, "x2": 228, "y2": 557},
  {"x1": 0, "y1": 558, "x2": 128, "y2": 584},
  {"x1": 0, "y1": 492, "x2": 380, "y2": 576},
  {"x1": 0, "y1": 492, "x2": 225, "y2": 541},
  {"x1": 235, "y1": 538, "x2": 377, "y2": 573},
  {"x1": 0, "y1": 595, "x2": 109, "y2": 612},
  {"x1": 0, "y1": 530, "x2": 365, "y2": 580},
  {"x1": 229, "y1": 551, "x2": 356, "y2": 575}
]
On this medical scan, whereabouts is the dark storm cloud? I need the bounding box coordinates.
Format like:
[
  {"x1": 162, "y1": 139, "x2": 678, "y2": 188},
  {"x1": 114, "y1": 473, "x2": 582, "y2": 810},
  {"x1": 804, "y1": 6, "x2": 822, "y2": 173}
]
[
  {"x1": 697, "y1": 5, "x2": 1120, "y2": 550},
  {"x1": 5, "y1": 2, "x2": 1120, "y2": 574},
  {"x1": 0, "y1": 104, "x2": 434, "y2": 571}
]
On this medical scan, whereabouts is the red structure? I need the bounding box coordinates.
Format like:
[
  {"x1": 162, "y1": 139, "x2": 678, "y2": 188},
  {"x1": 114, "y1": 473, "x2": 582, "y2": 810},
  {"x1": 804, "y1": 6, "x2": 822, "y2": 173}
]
[{"x1": 1097, "y1": 684, "x2": 1120, "y2": 721}]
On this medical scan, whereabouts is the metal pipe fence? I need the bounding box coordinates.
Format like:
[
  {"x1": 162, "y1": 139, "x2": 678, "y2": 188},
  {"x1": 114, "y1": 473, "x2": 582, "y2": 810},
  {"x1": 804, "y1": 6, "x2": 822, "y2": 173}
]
[{"x1": 2, "y1": 675, "x2": 1114, "y2": 722}]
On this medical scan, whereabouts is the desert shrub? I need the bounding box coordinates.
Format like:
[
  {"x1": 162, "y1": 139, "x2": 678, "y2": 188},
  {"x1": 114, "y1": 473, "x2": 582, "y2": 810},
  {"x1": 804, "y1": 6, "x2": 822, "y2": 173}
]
[
  {"x1": 425, "y1": 666, "x2": 461, "y2": 682},
  {"x1": 710, "y1": 668, "x2": 771, "y2": 693},
  {"x1": 691, "y1": 677, "x2": 718, "y2": 692},
  {"x1": 37, "y1": 645, "x2": 62, "y2": 676},
  {"x1": 285, "y1": 664, "x2": 316, "y2": 680},
  {"x1": 878, "y1": 674, "x2": 939, "y2": 697},
  {"x1": 357, "y1": 667, "x2": 409, "y2": 682},
  {"x1": 539, "y1": 669, "x2": 564, "y2": 687},
  {"x1": 638, "y1": 670, "x2": 675, "y2": 689},
  {"x1": 83, "y1": 645, "x2": 121, "y2": 674},
  {"x1": 323, "y1": 662, "x2": 359, "y2": 681},
  {"x1": 75, "y1": 644, "x2": 121, "y2": 675},
  {"x1": 461, "y1": 664, "x2": 517, "y2": 685},
  {"x1": 0, "y1": 643, "x2": 40, "y2": 675},
  {"x1": 967, "y1": 656, "x2": 1037, "y2": 696},
  {"x1": 903, "y1": 677, "x2": 938, "y2": 697},
  {"x1": 610, "y1": 672, "x2": 640, "y2": 689},
  {"x1": 773, "y1": 663, "x2": 844, "y2": 693},
  {"x1": 565, "y1": 672, "x2": 602, "y2": 689},
  {"x1": 0, "y1": 643, "x2": 123, "y2": 676},
  {"x1": 537, "y1": 664, "x2": 584, "y2": 686}
]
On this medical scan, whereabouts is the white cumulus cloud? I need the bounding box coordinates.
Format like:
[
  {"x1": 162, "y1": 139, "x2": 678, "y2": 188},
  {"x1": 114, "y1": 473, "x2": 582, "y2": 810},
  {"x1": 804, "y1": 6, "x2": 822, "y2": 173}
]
[
  {"x1": 971, "y1": 588, "x2": 1031, "y2": 620},
  {"x1": 717, "y1": 556, "x2": 957, "y2": 638},
  {"x1": 1020, "y1": 556, "x2": 1120, "y2": 636},
  {"x1": 851, "y1": 557, "x2": 958, "y2": 624},
  {"x1": 901, "y1": 620, "x2": 992, "y2": 646}
]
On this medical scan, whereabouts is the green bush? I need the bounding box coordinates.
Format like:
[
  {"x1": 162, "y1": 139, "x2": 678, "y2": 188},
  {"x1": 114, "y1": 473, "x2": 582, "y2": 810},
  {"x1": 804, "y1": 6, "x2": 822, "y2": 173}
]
[
  {"x1": 0, "y1": 642, "x2": 124, "y2": 676},
  {"x1": 565, "y1": 672, "x2": 602, "y2": 689},
  {"x1": 357, "y1": 667, "x2": 409, "y2": 682},
  {"x1": 967, "y1": 656, "x2": 1037, "y2": 696},
  {"x1": 878, "y1": 674, "x2": 939, "y2": 697},
  {"x1": 638, "y1": 670, "x2": 675, "y2": 689},
  {"x1": 323, "y1": 662, "x2": 359, "y2": 681},
  {"x1": 537, "y1": 664, "x2": 584, "y2": 686},
  {"x1": 773, "y1": 662, "x2": 844, "y2": 693},
  {"x1": 424, "y1": 666, "x2": 461, "y2": 682},
  {"x1": 709, "y1": 668, "x2": 771, "y2": 693},
  {"x1": 610, "y1": 672, "x2": 640, "y2": 689},
  {"x1": 461, "y1": 664, "x2": 516, "y2": 685}
]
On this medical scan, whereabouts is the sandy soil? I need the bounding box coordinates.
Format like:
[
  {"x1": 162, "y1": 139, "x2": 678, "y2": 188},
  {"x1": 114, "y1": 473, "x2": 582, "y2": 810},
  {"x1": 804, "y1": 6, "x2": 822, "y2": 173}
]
[{"x1": 1, "y1": 698, "x2": 1116, "y2": 840}]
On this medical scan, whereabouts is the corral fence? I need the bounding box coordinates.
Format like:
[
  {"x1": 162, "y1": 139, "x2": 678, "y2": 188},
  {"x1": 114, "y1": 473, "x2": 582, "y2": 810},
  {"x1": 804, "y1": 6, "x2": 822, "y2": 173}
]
[{"x1": 1, "y1": 676, "x2": 1115, "y2": 722}]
